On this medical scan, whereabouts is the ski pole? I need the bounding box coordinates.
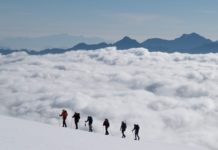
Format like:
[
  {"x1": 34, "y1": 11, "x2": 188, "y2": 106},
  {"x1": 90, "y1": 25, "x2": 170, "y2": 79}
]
[
  {"x1": 71, "y1": 118, "x2": 73, "y2": 128},
  {"x1": 58, "y1": 117, "x2": 61, "y2": 127}
]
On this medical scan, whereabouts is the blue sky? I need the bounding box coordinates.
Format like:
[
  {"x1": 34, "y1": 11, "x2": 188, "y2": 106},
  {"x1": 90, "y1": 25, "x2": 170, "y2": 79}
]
[{"x1": 0, "y1": 0, "x2": 218, "y2": 41}]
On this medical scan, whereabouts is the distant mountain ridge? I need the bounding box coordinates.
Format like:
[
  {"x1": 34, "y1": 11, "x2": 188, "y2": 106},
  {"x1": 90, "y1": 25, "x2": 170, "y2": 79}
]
[
  {"x1": 1, "y1": 33, "x2": 218, "y2": 55},
  {"x1": 142, "y1": 33, "x2": 213, "y2": 53},
  {"x1": 0, "y1": 34, "x2": 104, "y2": 50},
  {"x1": 69, "y1": 33, "x2": 217, "y2": 53},
  {"x1": 70, "y1": 42, "x2": 112, "y2": 50}
]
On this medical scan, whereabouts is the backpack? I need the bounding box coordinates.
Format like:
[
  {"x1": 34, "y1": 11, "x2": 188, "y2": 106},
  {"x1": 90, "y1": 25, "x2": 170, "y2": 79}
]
[
  {"x1": 122, "y1": 122, "x2": 127, "y2": 129},
  {"x1": 104, "y1": 119, "x2": 110, "y2": 127},
  {"x1": 76, "y1": 113, "x2": 80, "y2": 119},
  {"x1": 135, "y1": 124, "x2": 140, "y2": 130},
  {"x1": 88, "y1": 116, "x2": 93, "y2": 124},
  {"x1": 73, "y1": 112, "x2": 80, "y2": 120}
]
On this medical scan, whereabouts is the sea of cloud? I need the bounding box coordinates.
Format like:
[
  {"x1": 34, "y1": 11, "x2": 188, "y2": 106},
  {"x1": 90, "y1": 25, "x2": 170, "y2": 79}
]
[{"x1": 0, "y1": 47, "x2": 218, "y2": 149}]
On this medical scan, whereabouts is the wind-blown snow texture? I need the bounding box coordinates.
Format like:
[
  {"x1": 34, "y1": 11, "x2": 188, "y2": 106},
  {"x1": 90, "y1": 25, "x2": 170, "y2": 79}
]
[
  {"x1": 0, "y1": 115, "x2": 207, "y2": 150},
  {"x1": 0, "y1": 47, "x2": 218, "y2": 150}
]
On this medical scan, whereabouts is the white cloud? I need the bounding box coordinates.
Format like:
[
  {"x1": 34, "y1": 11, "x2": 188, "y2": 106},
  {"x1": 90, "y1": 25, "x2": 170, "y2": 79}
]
[{"x1": 0, "y1": 48, "x2": 218, "y2": 149}]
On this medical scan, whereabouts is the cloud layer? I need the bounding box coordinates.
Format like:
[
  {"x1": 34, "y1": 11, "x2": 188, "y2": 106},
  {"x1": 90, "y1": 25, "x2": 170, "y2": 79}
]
[{"x1": 0, "y1": 48, "x2": 218, "y2": 149}]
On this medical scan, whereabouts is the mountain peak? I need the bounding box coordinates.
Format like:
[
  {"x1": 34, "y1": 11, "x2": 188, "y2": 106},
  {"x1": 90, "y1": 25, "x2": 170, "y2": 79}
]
[
  {"x1": 179, "y1": 33, "x2": 210, "y2": 41},
  {"x1": 116, "y1": 36, "x2": 140, "y2": 43},
  {"x1": 114, "y1": 36, "x2": 142, "y2": 49},
  {"x1": 70, "y1": 42, "x2": 111, "y2": 50},
  {"x1": 121, "y1": 36, "x2": 134, "y2": 41},
  {"x1": 173, "y1": 33, "x2": 212, "y2": 48},
  {"x1": 182, "y1": 32, "x2": 199, "y2": 37}
]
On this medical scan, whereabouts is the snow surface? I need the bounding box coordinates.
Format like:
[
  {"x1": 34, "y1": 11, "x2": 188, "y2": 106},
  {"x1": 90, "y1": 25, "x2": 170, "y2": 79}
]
[
  {"x1": 0, "y1": 115, "x2": 207, "y2": 150},
  {"x1": 0, "y1": 47, "x2": 218, "y2": 150}
]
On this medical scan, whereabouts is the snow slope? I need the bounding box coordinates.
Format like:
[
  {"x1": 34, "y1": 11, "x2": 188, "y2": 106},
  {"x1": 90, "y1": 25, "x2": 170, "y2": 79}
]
[
  {"x1": 0, "y1": 115, "x2": 207, "y2": 150},
  {"x1": 1, "y1": 47, "x2": 218, "y2": 149}
]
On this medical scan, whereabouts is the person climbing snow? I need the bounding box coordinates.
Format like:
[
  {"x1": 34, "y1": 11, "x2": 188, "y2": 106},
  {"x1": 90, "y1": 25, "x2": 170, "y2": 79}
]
[
  {"x1": 72, "y1": 112, "x2": 80, "y2": 129},
  {"x1": 120, "y1": 121, "x2": 127, "y2": 138},
  {"x1": 103, "y1": 118, "x2": 110, "y2": 135},
  {"x1": 132, "y1": 124, "x2": 140, "y2": 140},
  {"x1": 85, "y1": 116, "x2": 93, "y2": 132},
  {"x1": 59, "y1": 109, "x2": 68, "y2": 127}
]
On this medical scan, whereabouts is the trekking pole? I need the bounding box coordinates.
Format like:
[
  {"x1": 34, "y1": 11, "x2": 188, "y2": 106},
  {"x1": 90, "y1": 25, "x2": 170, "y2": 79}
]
[
  {"x1": 70, "y1": 118, "x2": 73, "y2": 129},
  {"x1": 66, "y1": 118, "x2": 69, "y2": 128},
  {"x1": 58, "y1": 117, "x2": 61, "y2": 127},
  {"x1": 102, "y1": 126, "x2": 105, "y2": 135}
]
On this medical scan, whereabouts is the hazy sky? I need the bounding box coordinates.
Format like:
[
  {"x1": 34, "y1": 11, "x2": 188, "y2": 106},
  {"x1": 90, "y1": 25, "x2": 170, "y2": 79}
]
[{"x1": 0, "y1": 0, "x2": 218, "y2": 41}]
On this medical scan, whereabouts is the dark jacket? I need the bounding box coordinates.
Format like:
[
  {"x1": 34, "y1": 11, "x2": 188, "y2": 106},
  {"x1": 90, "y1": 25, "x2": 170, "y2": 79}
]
[
  {"x1": 121, "y1": 122, "x2": 127, "y2": 131},
  {"x1": 103, "y1": 119, "x2": 110, "y2": 127},
  {"x1": 72, "y1": 112, "x2": 80, "y2": 122},
  {"x1": 132, "y1": 124, "x2": 140, "y2": 133},
  {"x1": 86, "y1": 116, "x2": 93, "y2": 125}
]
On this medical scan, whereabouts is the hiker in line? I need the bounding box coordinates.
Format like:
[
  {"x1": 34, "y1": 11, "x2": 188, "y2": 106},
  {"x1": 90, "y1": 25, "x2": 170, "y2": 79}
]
[
  {"x1": 85, "y1": 116, "x2": 93, "y2": 132},
  {"x1": 103, "y1": 118, "x2": 110, "y2": 135},
  {"x1": 72, "y1": 112, "x2": 80, "y2": 129},
  {"x1": 132, "y1": 124, "x2": 140, "y2": 140},
  {"x1": 59, "y1": 109, "x2": 68, "y2": 127},
  {"x1": 120, "y1": 121, "x2": 127, "y2": 138}
]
